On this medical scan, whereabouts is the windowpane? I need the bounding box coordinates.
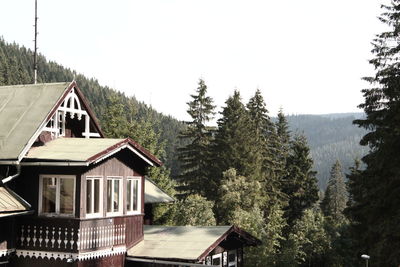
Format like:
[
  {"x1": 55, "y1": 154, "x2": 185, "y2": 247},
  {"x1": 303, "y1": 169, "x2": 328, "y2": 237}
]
[
  {"x1": 127, "y1": 180, "x2": 132, "y2": 211},
  {"x1": 42, "y1": 177, "x2": 56, "y2": 213},
  {"x1": 113, "y1": 180, "x2": 120, "y2": 212},
  {"x1": 212, "y1": 257, "x2": 221, "y2": 265},
  {"x1": 228, "y1": 252, "x2": 236, "y2": 262},
  {"x1": 107, "y1": 180, "x2": 112, "y2": 212},
  {"x1": 94, "y1": 179, "x2": 100, "y2": 213},
  {"x1": 86, "y1": 179, "x2": 92, "y2": 214},
  {"x1": 132, "y1": 180, "x2": 138, "y2": 211},
  {"x1": 60, "y1": 178, "x2": 74, "y2": 214}
]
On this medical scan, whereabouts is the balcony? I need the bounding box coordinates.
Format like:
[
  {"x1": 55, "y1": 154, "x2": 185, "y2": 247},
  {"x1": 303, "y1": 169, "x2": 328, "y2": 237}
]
[{"x1": 15, "y1": 215, "x2": 143, "y2": 260}]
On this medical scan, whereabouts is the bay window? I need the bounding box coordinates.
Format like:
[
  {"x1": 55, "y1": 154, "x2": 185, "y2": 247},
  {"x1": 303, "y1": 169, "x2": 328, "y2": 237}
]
[
  {"x1": 86, "y1": 176, "x2": 103, "y2": 218},
  {"x1": 39, "y1": 175, "x2": 75, "y2": 216},
  {"x1": 127, "y1": 177, "x2": 141, "y2": 214},
  {"x1": 107, "y1": 177, "x2": 122, "y2": 215}
]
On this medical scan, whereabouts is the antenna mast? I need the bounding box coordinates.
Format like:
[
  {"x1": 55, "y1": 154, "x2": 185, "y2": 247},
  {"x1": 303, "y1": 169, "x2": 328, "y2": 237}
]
[{"x1": 33, "y1": 0, "x2": 38, "y2": 84}]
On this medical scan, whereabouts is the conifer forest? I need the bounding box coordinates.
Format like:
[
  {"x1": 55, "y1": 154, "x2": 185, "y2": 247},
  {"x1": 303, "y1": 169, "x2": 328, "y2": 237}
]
[{"x1": 2, "y1": 1, "x2": 400, "y2": 266}]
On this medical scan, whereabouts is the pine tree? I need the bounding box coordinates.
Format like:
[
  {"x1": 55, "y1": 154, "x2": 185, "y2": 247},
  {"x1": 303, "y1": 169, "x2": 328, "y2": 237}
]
[
  {"x1": 282, "y1": 134, "x2": 319, "y2": 226},
  {"x1": 177, "y1": 79, "x2": 216, "y2": 198},
  {"x1": 347, "y1": 1, "x2": 400, "y2": 264},
  {"x1": 321, "y1": 160, "x2": 348, "y2": 223},
  {"x1": 246, "y1": 89, "x2": 278, "y2": 180},
  {"x1": 275, "y1": 109, "x2": 291, "y2": 183},
  {"x1": 246, "y1": 90, "x2": 285, "y2": 220},
  {"x1": 212, "y1": 91, "x2": 250, "y2": 182}
]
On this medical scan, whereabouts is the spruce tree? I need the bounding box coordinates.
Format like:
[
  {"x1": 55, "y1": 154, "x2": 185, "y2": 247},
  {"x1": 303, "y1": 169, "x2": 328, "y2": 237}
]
[
  {"x1": 282, "y1": 134, "x2": 319, "y2": 226},
  {"x1": 246, "y1": 90, "x2": 285, "y2": 218},
  {"x1": 347, "y1": 1, "x2": 400, "y2": 264},
  {"x1": 177, "y1": 79, "x2": 216, "y2": 198},
  {"x1": 246, "y1": 89, "x2": 277, "y2": 180},
  {"x1": 275, "y1": 109, "x2": 291, "y2": 183},
  {"x1": 212, "y1": 90, "x2": 250, "y2": 186},
  {"x1": 321, "y1": 160, "x2": 348, "y2": 223}
]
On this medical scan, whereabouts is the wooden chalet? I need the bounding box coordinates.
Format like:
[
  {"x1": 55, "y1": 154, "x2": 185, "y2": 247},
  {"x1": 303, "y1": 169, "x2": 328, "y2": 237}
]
[{"x1": 0, "y1": 81, "x2": 260, "y2": 267}]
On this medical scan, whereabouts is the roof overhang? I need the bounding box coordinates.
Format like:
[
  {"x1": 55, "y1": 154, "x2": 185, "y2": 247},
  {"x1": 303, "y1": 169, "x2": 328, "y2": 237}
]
[
  {"x1": 145, "y1": 177, "x2": 174, "y2": 204},
  {"x1": 0, "y1": 185, "x2": 32, "y2": 218},
  {"x1": 23, "y1": 137, "x2": 162, "y2": 167}
]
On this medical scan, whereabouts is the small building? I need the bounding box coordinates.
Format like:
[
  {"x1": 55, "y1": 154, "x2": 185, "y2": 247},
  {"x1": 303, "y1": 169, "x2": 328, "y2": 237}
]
[
  {"x1": 0, "y1": 81, "x2": 260, "y2": 267},
  {"x1": 126, "y1": 225, "x2": 260, "y2": 267}
]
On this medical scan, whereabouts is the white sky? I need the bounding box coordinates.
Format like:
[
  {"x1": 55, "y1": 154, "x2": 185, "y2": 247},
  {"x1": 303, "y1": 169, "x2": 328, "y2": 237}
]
[{"x1": 0, "y1": 0, "x2": 388, "y2": 121}]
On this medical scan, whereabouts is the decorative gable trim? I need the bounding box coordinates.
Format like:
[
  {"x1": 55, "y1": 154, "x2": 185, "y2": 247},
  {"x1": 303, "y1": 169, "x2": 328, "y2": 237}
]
[{"x1": 17, "y1": 81, "x2": 104, "y2": 162}]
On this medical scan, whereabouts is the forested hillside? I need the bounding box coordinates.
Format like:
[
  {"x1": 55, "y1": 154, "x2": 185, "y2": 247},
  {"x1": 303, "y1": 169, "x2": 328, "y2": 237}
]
[
  {"x1": 0, "y1": 37, "x2": 367, "y2": 190},
  {"x1": 286, "y1": 114, "x2": 368, "y2": 189},
  {"x1": 0, "y1": 38, "x2": 186, "y2": 175},
  {"x1": 0, "y1": 36, "x2": 371, "y2": 266}
]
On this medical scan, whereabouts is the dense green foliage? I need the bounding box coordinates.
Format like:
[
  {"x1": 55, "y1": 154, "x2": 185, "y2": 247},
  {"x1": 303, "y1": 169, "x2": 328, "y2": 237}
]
[
  {"x1": 0, "y1": 36, "x2": 368, "y2": 190},
  {"x1": 321, "y1": 160, "x2": 348, "y2": 223},
  {"x1": 286, "y1": 114, "x2": 368, "y2": 190},
  {"x1": 346, "y1": 1, "x2": 400, "y2": 265},
  {"x1": 0, "y1": 37, "x2": 186, "y2": 177},
  {"x1": 1, "y1": 26, "x2": 390, "y2": 265},
  {"x1": 177, "y1": 79, "x2": 216, "y2": 197}
]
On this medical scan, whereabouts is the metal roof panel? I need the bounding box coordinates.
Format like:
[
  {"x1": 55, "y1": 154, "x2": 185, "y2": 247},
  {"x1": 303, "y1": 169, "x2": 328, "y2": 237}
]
[{"x1": 0, "y1": 83, "x2": 70, "y2": 160}]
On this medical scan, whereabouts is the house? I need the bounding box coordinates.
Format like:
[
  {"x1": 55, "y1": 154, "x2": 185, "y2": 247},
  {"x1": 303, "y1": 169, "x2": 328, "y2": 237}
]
[{"x1": 0, "y1": 81, "x2": 260, "y2": 267}]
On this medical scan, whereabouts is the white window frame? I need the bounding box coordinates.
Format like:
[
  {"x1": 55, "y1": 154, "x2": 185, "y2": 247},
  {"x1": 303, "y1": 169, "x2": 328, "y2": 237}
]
[
  {"x1": 228, "y1": 250, "x2": 237, "y2": 267},
  {"x1": 106, "y1": 176, "x2": 123, "y2": 216},
  {"x1": 38, "y1": 175, "x2": 76, "y2": 217},
  {"x1": 212, "y1": 253, "x2": 222, "y2": 267},
  {"x1": 126, "y1": 176, "x2": 142, "y2": 215},
  {"x1": 85, "y1": 176, "x2": 103, "y2": 218}
]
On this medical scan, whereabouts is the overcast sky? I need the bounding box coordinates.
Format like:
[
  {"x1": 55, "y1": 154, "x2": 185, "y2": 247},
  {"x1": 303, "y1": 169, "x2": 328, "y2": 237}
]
[{"x1": 0, "y1": 0, "x2": 388, "y2": 121}]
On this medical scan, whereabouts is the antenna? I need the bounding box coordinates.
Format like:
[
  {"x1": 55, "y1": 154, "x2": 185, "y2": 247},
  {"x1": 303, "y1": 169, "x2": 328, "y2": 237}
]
[{"x1": 33, "y1": 0, "x2": 38, "y2": 84}]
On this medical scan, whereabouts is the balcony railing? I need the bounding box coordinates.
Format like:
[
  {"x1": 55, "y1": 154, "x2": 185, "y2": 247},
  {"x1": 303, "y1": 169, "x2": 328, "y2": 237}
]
[{"x1": 16, "y1": 215, "x2": 142, "y2": 254}]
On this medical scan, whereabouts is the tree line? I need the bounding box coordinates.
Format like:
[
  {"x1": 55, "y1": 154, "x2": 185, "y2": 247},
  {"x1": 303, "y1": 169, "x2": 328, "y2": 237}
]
[{"x1": 2, "y1": 1, "x2": 400, "y2": 264}]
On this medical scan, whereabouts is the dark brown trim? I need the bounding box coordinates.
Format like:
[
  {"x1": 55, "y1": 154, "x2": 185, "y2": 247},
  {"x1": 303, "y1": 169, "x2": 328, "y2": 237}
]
[
  {"x1": 197, "y1": 226, "x2": 261, "y2": 261},
  {"x1": 126, "y1": 138, "x2": 163, "y2": 167},
  {"x1": 86, "y1": 138, "x2": 162, "y2": 167}
]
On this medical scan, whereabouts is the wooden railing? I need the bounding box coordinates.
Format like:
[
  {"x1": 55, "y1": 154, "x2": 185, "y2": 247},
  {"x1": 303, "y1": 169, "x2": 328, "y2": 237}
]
[
  {"x1": 16, "y1": 215, "x2": 143, "y2": 253},
  {"x1": 17, "y1": 218, "x2": 79, "y2": 252}
]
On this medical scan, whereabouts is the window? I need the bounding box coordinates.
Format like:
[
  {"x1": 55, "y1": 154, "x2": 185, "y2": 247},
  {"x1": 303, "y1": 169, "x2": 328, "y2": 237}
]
[
  {"x1": 126, "y1": 177, "x2": 141, "y2": 214},
  {"x1": 39, "y1": 175, "x2": 75, "y2": 216},
  {"x1": 86, "y1": 176, "x2": 103, "y2": 218},
  {"x1": 228, "y1": 250, "x2": 237, "y2": 267},
  {"x1": 107, "y1": 177, "x2": 122, "y2": 215},
  {"x1": 212, "y1": 254, "x2": 222, "y2": 266}
]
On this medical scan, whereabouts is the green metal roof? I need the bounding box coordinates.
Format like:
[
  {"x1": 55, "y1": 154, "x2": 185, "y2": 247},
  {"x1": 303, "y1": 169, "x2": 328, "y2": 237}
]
[
  {"x1": 145, "y1": 177, "x2": 174, "y2": 204},
  {"x1": 26, "y1": 137, "x2": 125, "y2": 162},
  {"x1": 0, "y1": 82, "x2": 70, "y2": 161},
  {"x1": 127, "y1": 225, "x2": 232, "y2": 261}
]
